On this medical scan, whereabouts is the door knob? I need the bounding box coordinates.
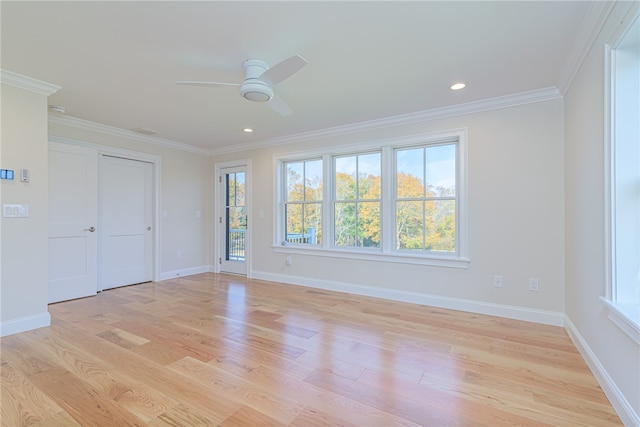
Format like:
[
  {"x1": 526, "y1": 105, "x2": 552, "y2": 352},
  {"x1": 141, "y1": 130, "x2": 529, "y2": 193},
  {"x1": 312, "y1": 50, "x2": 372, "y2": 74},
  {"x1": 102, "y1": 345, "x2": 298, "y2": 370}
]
[
  {"x1": 147, "y1": 226, "x2": 151, "y2": 231},
  {"x1": 85, "y1": 226, "x2": 96, "y2": 232}
]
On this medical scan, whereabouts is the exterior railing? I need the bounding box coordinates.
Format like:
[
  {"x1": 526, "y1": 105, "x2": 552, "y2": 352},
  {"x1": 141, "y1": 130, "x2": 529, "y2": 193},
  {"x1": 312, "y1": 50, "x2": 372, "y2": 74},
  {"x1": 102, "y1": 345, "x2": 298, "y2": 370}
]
[
  {"x1": 228, "y1": 229, "x2": 245, "y2": 261},
  {"x1": 286, "y1": 227, "x2": 317, "y2": 244},
  {"x1": 228, "y1": 227, "x2": 317, "y2": 261}
]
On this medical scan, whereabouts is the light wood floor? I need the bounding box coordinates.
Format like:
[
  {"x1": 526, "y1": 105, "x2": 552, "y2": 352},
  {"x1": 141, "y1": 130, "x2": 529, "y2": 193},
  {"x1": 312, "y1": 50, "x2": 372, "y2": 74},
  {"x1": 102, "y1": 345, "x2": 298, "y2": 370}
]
[{"x1": 1, "y1": 273, "x2": 621, "y2": 426}]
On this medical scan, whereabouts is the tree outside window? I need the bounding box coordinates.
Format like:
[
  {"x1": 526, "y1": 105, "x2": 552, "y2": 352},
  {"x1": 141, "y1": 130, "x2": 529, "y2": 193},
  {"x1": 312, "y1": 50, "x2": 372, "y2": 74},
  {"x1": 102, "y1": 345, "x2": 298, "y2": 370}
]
[
  {"x1": 395, "y1": 144, "x2": 456, "y2": 253},
  {"x1": 284, "y1": 159, "x2": 322, "y2": 244},
  {"x1": 334, "y1": 152, "x2": 381, "y2": 248}
]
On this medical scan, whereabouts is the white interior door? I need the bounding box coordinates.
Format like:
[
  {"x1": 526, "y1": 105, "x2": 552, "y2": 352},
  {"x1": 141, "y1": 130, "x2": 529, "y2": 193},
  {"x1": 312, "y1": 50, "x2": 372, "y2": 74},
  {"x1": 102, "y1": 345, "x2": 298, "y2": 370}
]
[
  {"x1": 219, "y1": 166, "x2": 247, "y2": 275},
  {"x1": 99, "y1": 155, "x2": 153, "y2": 290},
  {"x1": 48, "y1": 142, "x2": 98, "y2": 303}
]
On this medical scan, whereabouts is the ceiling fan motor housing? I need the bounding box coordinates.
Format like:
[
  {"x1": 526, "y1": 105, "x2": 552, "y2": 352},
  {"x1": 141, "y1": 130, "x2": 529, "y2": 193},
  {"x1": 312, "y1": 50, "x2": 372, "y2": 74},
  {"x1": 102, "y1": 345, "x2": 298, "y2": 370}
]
[{"x1": 240, "y1": 59, "x2": 273, "y2": 102}]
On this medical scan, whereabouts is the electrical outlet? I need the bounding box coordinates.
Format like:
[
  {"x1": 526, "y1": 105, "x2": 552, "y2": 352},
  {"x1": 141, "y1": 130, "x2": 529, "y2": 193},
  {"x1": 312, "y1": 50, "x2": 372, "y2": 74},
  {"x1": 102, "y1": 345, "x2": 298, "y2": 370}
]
[
  {"x1": 494, "y1": 275, "x2": 503, "y2": 288},
  {"x1": 528, "y1": 278, "x2": 540, "y2": 292}
]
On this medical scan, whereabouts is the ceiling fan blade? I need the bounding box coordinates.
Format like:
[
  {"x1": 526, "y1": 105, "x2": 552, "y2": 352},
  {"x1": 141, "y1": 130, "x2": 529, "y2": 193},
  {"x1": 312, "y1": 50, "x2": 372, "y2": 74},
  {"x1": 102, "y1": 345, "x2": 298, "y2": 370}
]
[
  {"x1": 175, "y1": 81, "x2": 240, "y2": 88},
  {"x1": 267, "y1": 95, "x2": 293, "y2": 116},
  {"x1": 260, "y1": 54, "x2": 307, "y2": 86}
]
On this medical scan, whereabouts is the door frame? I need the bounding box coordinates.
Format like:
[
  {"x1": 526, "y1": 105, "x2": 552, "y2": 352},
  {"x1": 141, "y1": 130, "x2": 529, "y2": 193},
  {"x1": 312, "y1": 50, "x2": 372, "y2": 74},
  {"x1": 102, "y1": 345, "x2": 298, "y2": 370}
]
[
  {"x1": 214, "y1": 159, "x2": 252, "y2": 277},
  {"x1": 49, "y1": 136, "x2": 162, "y2": 285}
]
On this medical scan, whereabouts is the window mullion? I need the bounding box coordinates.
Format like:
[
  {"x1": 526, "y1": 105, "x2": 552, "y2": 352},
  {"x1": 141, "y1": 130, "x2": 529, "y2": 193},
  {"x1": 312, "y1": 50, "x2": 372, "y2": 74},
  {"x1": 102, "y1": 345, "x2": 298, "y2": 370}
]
[
  {"x1": 323, "y1": 154, "x2": 332, "y2": 249},
  {"x1": 381, "y1": 146, "x2": 393, "y2": 254}
]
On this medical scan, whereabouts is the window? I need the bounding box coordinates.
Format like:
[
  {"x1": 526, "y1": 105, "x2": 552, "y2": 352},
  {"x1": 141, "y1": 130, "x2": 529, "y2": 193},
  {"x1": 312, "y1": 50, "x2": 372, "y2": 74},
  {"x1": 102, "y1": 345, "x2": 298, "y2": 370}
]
[
  {"x1": 395, "y1": 144, "x2": 456, "y2": 253},
  {"x1": 605, "y1": 14, "x2": 640, "y2": 340},
  {"x1": 334, "y1": 152, "x2": 381, "y2": 248},
  {"x1": 276, "y1": 130, "x2": 468, "y2": 267},
  {"x1": 284, "y1": 159, "x2": 322, "y2": 245}
]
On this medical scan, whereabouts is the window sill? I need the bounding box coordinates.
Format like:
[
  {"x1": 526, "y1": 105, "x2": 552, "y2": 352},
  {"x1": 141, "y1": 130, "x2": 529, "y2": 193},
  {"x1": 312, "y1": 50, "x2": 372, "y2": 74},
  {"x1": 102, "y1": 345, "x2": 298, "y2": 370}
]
[
  {"x1": 600, "y1": 297, "x2": 640, "y2": 345},
  {"x1": 272, "y1": 244, "x2": 470, "y2": 269}
]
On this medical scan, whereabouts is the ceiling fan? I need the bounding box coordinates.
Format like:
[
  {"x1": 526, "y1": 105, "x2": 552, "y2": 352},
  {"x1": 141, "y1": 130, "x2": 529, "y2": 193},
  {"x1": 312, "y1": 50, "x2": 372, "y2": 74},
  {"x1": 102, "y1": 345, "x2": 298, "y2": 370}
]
[{"x1": 175, "y1": 54, "x2": 307, "y2": 116}]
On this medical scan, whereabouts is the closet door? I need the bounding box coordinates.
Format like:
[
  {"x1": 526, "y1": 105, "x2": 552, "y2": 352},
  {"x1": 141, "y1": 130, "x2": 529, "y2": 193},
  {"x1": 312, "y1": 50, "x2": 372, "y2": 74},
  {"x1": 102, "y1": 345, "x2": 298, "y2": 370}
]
[
  {"x1": 99, "y1": 155, "x2": 153, "y2": 290},
  {"x1": 48, "y1": 142, "x2": 98, "y2": 303}
]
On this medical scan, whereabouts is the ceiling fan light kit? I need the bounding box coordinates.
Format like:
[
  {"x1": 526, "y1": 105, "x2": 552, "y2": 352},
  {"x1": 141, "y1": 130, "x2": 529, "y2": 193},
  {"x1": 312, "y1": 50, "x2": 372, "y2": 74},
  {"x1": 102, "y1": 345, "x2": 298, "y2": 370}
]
[
  {"x1": 241, "y1": 81, "x2": 273, "y2": 102},
  {"x1": 240, "y1": 59, "x2": 273, "y2": 102}
]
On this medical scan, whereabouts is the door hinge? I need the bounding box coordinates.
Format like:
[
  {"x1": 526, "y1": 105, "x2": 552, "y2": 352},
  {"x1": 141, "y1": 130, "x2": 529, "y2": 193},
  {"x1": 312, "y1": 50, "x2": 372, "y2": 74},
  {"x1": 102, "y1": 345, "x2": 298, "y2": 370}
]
[
  {"x1": 219, "y1": 257, "x2": 222, "y2": 264},
  {"x1": 219, "y1": 176, "x2": 222, "y2": 183},
  {"x1": 219, "y1": 217, "x2": 222, "y2": 223}
]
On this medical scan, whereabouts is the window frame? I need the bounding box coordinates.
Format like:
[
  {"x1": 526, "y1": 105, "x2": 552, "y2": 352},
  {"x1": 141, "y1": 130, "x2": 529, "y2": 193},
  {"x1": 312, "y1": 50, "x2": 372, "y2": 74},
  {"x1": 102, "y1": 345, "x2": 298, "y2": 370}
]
[
  {"x1": 282, "y1": 158, "x2": 324, "y2": 245},
  {"x1": 602, "y1": 10, "x2": 640, "y2": 344},
  {"x1": 274, "y1": 129, "x2": 469, "y2": 268},
  {"x1": 393, "y1": 142, "x2": 459, "y2": 255},
  {"x1": 332, "y1": 150, "x2": 382, "y2": 250}
]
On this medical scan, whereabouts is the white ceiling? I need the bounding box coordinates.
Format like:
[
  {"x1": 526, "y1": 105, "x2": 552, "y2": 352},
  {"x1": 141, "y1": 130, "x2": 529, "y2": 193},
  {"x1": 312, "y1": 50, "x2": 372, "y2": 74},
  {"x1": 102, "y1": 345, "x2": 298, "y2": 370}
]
[{"x1": 1, "y1": 1, "x2": 593, "y2": 152}]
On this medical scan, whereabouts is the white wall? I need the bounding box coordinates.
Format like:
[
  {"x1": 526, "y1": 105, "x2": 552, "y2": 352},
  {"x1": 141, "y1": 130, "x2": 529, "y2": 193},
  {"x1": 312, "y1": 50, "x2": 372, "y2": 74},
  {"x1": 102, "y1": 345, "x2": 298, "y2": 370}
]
[
  {"x1": 564, "y1": 2, "x2": 640, "y2": 424},
  {"x1": 213, "y1": 98, "x2": 566, "y2": 325},
  {"x1": 1, "y1": 82, "x2": 54, "y2": 334},
  {"x1": 47, "y1": 120, "x2": 213, "y2": 281}
]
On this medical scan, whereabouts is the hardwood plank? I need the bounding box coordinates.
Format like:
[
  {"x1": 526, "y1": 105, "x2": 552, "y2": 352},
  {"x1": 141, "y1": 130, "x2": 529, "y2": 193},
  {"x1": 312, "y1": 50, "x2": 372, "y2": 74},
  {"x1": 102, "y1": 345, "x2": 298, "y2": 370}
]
[
  {"x1": 97, "y1": 327, "x2": 151, "y2": 349},
  {"x1": 0, "y1": 360, "x2": 64, "y2": 426},
  {"x1": 113, "y1": 384, "x2": 175, "y2": 423},
  {"x1": 219, "y1": 405, "x2": 286, "y2": 427},
  {"x1": 244, "y1": 365, "x2": 423, "y2": 427},
  {"x1": 28, "y1": 368, "x2": 147, "y2": 426},
  {"x1": 289, "y1": 407, "x2": 359, "y2": 427},
  {"x1": 169, "y1": 356, "x2": 305, "y2": 424},
  {"x1": 148, "y1": 403, "x2": 217, "y2": 427}
]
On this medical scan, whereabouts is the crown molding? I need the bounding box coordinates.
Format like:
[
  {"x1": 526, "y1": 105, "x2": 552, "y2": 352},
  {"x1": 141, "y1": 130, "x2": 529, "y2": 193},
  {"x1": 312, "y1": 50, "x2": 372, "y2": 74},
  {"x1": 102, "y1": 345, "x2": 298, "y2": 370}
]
[
  {"x1": 209, "y1": 86, "x2": 562, "y2": 156},
  {"x1": 556, "y1": 1, "x2": 617, "y2": 95},
  {"x1": 48, "y1": 86, "x2": 561, "y2": 157},
  {"x1": 0, "y1": 69, "x2": 61, "y2": 96},
  {"x1": 48, "y1": 114, "x2": 210, "y2": 155}
]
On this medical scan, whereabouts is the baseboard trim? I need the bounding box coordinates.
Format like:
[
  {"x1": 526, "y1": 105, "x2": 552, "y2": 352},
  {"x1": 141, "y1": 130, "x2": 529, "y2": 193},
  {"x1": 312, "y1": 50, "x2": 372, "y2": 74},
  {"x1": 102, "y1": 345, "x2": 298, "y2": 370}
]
[
  {"x1": 158, "y1": 265, "x2": 213, "y2": 281},
  {"x1": 0, "y1": 312, "x2": 51, "y2": 337},
  {"x1": 251, "y1": 271, "x2": 565, "y2": 326},
  {"x1": 564, "y1": 316, "x2": 639, "y2": 427}
]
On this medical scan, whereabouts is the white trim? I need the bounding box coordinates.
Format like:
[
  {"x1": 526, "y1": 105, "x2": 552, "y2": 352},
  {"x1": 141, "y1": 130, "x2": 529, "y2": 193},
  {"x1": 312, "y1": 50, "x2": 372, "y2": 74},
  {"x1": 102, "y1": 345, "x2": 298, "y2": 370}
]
[
  {"x1": 604, "y1": 41, "x2": 614, "y2": 301},
  {"x1": 251, "y1": 270, "x2": 564, "y2": 326},
  {"x1": 157, "y1": 265, "x2": 212, "y2": 282},
  {"x1": 0, "y1": 312, "x2": 51, "y2": 337},
  {"x1": 0, "y1": 69, "x2": 60, "y2": 96},
  {"x1": 557, "y1": 1, "x2": 617, "y2": 94},
  {"x1": 49, "y1": 114, "x2": 209, "y2": 155},
  {"x1": 46, "y1": 86, "x2": 561, "y2": 157},
  {"x1": 48, "y1": 136, "x2": 163, "y2": 284},
  {"x1": 273, "y1": 129, "x2": 467, "y2": 167},
  {"x1": 211, "y1": 87, "x2": 561, "y2": 155},
  {"x1": 600, "y1": 297, "x2": 640, "y2": 345},
  {"x1": 213, "y1": 159, "x2": 253, "y2": 278},
  {"x1": 272, "y1": 245, "x2": 470, "y2": 269},
  {"x1": 604, "y1": 5, "x2": 640, "y2": 345},
  {"x1": 564, "y1": 316, "x2": 640, "y2": 427}
]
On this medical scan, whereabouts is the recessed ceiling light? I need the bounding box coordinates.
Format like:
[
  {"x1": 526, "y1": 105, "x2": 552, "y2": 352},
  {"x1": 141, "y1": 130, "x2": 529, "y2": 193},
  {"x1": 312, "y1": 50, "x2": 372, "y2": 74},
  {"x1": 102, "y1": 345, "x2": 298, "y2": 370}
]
[
  {"x1": 450, "y1": 83, "x2": 466, "y2": 90},
  {"x1": 243, "y1": 128, "x2": 254, "y2": 133}
]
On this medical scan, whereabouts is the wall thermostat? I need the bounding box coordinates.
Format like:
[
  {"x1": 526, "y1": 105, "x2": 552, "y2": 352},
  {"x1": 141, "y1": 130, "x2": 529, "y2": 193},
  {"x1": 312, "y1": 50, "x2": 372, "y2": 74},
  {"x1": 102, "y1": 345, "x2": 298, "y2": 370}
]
[{"x1": 20, "y1": 169, "x2": 29, "y2": 182}]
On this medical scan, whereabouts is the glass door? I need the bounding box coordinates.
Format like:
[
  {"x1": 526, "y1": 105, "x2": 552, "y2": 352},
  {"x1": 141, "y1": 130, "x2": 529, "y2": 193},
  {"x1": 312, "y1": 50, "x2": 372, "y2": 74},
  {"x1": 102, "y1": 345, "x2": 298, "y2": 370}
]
[{"x1": 220, "y1": 167, "x2": 247, "y2": 275}]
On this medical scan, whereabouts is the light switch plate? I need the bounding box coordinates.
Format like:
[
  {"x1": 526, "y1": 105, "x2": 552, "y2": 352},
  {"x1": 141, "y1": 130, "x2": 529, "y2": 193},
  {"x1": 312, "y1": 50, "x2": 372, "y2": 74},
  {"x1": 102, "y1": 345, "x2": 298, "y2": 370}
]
[{"x1": 3, "y1": 204, "x2": 29, "y2": 218}]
